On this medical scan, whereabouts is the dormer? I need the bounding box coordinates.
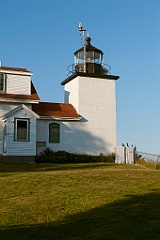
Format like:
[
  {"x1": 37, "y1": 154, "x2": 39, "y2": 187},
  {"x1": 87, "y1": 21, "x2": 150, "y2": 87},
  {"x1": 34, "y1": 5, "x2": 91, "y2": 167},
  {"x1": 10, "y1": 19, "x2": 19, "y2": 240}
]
[
  {"x1": 0, "y1": 66, "x2": 39, "y2": 104},
  {"x1": 0, "y1": 66, "x2": 32, "y2": 95}
]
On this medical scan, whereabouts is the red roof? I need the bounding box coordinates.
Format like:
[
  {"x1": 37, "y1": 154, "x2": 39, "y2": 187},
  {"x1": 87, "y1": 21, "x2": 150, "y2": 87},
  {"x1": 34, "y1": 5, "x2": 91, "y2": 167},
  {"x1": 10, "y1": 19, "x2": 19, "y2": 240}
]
[
  {"x1": 0, "y1": 82, "x2": 39, "y2": 101},
  {"x1": 32, "y1": 102, "x2": 80, "y2": 118},
  {"x1": 0, "y1": 66, "x2": 31, "y2": 73}
]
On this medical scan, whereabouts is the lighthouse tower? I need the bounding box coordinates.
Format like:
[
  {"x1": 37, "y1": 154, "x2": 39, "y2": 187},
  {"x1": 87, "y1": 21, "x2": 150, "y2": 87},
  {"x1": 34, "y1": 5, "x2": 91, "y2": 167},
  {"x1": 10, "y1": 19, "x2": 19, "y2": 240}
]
[{"x1": 61, "y1": 24, "x2": 119, "y2": 155}]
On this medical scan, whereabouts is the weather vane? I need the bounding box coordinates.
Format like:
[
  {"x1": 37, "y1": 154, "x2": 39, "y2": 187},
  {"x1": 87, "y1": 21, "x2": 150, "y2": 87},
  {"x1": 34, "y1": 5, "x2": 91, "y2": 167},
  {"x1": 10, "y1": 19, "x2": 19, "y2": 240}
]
[{"x1": 78, "y1": 22, "x2": 87, "y2": 72}]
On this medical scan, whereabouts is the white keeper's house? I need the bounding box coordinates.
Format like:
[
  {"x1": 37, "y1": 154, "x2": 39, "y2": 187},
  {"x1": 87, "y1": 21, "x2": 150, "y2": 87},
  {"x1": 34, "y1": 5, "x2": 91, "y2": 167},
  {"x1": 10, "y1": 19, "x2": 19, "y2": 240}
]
[{"x1": 0, "y1": 33, "x2": 119, "y2": 162}]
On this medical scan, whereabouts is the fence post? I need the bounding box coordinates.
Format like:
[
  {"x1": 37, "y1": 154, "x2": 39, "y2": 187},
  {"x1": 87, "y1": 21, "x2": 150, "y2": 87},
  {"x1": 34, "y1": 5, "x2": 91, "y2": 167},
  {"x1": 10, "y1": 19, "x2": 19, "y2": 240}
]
[{"x1": 155, "y1": 155, "x2": 160, "y2": 170}]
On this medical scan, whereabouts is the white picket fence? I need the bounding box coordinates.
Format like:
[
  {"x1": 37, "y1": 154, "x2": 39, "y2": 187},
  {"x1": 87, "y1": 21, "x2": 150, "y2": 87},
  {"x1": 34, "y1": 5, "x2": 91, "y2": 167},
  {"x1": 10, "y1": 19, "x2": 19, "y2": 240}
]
[
  {"x1": 115, "y1": 145, "x2": 135, "y2": 164},
  {"x1": 115, "y1": 147, "x2": 160, "y2": 166}
]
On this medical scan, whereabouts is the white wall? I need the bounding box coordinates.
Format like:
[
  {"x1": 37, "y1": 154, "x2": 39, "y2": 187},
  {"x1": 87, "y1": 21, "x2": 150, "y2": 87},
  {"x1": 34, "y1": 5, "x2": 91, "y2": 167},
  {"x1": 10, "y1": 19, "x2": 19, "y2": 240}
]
[
  {"x1": 63, "y1": 76, "x2": 116, "y2": 155},
  {"x1": 37, "y1": 75, "x2": 117, "y2": 155},
  {"x1": 64, "y1": 77, "x2": 79, "y2": 111},
  {"x1": 5, "y1": 108, "x2": 37, "y2": 156},
  {"x1": 7, "y1": 74, "x2": 31, "y2": 95},
  {"x1": 79, "y1": 76, "x2": 116, "y2": 154},
  {"x1": 36, "y1": 120, "x2": 66, "y2": 154},
  {"x1": 36, "y1": 119, "x2": 109, "y2": 155}
]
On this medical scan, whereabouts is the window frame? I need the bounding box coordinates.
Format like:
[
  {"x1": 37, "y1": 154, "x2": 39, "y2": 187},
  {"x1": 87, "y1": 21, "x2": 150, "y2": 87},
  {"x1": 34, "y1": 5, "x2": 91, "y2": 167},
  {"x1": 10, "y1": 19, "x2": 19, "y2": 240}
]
[
  {"x1": 49, "y1": 123, "x2": 60, "y2": 143},
  {"x1": 0, "y1": 73, "x2": 6, "y2": 93},
  {"x1": 14, "y1": 118, "x2": 30, "y2": 142}
]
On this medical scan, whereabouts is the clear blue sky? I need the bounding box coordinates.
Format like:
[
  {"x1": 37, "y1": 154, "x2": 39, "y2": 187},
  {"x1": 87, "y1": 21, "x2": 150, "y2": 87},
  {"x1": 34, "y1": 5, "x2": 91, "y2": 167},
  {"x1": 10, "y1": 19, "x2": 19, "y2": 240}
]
[{"x1": 1, "y1": 0, "x2": 160, "y2": 155}]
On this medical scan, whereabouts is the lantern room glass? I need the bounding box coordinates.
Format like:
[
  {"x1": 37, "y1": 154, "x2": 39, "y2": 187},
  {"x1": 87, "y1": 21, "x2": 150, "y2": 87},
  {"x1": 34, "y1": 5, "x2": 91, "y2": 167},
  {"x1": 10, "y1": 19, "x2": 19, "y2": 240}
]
[{"x1": 75, "y1": 51, "x2": 103, "y2": 64}]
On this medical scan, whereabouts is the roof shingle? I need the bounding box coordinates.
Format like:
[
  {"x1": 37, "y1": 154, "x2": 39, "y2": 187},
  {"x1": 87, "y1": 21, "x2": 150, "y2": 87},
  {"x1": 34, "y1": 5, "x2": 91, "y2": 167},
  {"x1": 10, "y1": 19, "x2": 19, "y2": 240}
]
[
  {"x1": 0, "y1": 66, "x2": 31, "y2": 73},
  {"x1": 32, "y1": 102, "x2": 80, "y2": 118}
]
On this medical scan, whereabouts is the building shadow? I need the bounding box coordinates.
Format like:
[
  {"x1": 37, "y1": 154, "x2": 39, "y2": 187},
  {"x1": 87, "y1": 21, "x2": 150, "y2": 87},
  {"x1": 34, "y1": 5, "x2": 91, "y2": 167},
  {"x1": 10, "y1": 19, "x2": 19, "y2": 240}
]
[
  {"x1": 1, "y1": 191, "x2": 160, "y2": 239},
  {"x1": 61, "y1": 122, "x2": 113, "y2": 156},
  {"x1": 0, "y1": 162, "x2": 116, "y2": 174}
]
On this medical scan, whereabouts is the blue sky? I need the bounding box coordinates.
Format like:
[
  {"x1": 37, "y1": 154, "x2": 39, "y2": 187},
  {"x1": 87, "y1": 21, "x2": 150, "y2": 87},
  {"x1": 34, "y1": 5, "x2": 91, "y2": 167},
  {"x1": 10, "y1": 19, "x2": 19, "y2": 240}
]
[{"x1": 1, "y1": 0, "x2": 160, "y2": 154}]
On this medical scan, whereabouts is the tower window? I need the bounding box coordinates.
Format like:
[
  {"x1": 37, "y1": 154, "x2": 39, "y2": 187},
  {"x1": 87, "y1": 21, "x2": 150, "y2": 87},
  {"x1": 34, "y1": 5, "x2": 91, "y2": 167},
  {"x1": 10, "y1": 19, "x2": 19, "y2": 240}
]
[
  {"x1": 0, "y1": 73, "x2": 6, "y2": 93},
  {"x1": 14, "y1": 118, "x2": 30, "y2": 141},
  {"x1": 49, "y1": 123, "x2": 60, "y2": 143}
]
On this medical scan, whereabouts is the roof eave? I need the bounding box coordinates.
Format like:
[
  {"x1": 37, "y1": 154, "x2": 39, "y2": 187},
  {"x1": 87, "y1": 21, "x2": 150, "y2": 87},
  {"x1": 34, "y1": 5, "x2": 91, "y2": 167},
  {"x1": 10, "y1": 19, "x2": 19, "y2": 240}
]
[
  {"x1": 61, "y1": 72, "x2": 120, "y2": 85},
  {"x1": 39, "y1": 116, "x2": 81, "y2": 121},
  {"x1": 1, "y1": 104, "x2": 40, "y2": 120},
  {"x1": 0, "y1": 69, "x2": 33, "y2": 76},
  {"x1": 0, "y1": 98, "x2": 40, "y2": 104}
]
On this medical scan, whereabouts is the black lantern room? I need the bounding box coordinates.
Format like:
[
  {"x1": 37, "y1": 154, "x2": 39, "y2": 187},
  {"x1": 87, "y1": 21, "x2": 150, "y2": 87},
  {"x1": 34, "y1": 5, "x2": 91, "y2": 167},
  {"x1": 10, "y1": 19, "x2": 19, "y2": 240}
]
[
  {"x1": 67, "y1": 37, "x2": 110, "y2": 76},
  {"x1": 74, "y1": 37, "x2": 103, "y2": 74},
  {"x1": 62, "y1": 24, "x2": 119, "y2": 85},
  {"x1": 74, "y1": 37, "x2": 104, "y2": 74}
]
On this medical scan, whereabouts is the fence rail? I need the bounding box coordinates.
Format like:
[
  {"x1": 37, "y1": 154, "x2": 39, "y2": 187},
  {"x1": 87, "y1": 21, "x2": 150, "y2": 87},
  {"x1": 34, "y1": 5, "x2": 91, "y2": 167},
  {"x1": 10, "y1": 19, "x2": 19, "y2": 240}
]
[{"x1": 136, "y1": 151, "x2": 160, "y2": 169}]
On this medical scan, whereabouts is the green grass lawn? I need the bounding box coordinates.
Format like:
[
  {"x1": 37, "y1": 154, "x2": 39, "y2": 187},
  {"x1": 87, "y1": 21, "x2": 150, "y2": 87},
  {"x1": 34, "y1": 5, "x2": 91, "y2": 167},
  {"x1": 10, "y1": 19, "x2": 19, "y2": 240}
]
[{"x1": 0, "y1": 163, "x2": 160, "y2": 240}]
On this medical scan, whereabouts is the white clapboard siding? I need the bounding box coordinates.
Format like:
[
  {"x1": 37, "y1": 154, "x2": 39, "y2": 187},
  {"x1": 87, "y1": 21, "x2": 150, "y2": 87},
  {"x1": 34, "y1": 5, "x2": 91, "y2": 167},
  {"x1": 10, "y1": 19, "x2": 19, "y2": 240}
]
[
  {"x1": 0, "y1": 103, "x2": 32, "y2": 118},
  {"x1": 64, "y1": 76, "x2": 116, "y2": 155},
  {"x1": 0, "y1": 103, "x2": 19, "y2": 117},
  {"x1": 0, "y1": 120, "x2": 4, "y2": 155},
  {"x1": 7, "y1": 74, "x2": 31, "y2": 95},
  {"x1": 6, "y1": 108, "x2": 37, "y2": 156}
]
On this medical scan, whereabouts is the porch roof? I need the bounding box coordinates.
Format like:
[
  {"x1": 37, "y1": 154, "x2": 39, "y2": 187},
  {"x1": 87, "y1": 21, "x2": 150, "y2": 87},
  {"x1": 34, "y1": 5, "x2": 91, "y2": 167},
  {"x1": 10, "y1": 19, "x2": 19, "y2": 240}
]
[{"x1": 32, "y1": 102, "x2": 80, "y2": 119}]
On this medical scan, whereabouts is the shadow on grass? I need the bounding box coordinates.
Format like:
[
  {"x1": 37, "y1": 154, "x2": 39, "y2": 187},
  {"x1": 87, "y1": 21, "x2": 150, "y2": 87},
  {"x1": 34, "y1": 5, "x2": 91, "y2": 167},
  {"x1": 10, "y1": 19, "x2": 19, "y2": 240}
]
[
  {"x1": 0, "y1": 163, "x2": 118, "y2": 174},
  {"x1": 1, "y1": 191, "x2": 160, "y2": 240}
]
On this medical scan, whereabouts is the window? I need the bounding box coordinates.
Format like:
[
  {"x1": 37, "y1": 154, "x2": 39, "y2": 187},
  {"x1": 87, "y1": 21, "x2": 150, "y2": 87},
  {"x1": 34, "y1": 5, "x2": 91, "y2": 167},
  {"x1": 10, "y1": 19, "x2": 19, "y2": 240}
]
[
  {"x1": 0, "y1": 73, "x2": 6, "y2": 93},
  {"x1": 14, "y1": 118, "x2": 30, "y2": 141},
  {"x1": 49, "y1": 123, "x2": 60, "y2": 143}
]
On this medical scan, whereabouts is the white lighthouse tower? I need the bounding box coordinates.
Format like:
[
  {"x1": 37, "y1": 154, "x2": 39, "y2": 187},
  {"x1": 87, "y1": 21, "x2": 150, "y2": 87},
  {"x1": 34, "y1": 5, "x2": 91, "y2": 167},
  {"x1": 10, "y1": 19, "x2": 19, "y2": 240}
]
[{"x1": 61, "y1": 24, "x2": 119, "y2": 155}]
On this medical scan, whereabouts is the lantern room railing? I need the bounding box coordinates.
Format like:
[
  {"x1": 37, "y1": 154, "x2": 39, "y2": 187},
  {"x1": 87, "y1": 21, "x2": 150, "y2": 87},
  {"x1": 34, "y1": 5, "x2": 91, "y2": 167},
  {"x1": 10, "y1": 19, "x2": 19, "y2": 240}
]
[{"x1": 67, "y1": 63, "x2": 111, "y2": 77}]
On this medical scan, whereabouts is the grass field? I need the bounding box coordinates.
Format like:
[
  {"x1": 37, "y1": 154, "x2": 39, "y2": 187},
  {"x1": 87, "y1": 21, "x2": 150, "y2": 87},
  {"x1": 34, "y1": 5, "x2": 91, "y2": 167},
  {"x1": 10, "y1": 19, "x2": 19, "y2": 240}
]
[{"x1": 0, "y1": 163, "x2": 160, "y2": 240}]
